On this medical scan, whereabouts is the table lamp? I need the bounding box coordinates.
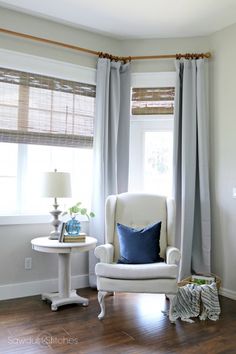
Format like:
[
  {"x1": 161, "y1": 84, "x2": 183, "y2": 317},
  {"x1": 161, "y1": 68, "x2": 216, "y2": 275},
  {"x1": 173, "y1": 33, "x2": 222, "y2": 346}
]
[{"x1": 42, "y1": 169, "x2": 72, "y2": 240}]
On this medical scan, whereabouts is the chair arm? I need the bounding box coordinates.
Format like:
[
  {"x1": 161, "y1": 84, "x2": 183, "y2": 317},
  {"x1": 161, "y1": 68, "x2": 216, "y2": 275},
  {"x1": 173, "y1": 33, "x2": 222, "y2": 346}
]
[
  {"x1": 94, "y1": 244, "x2": 114, "y2": 264},
  {"x1": 166, "y1": 246, "x2": 181, "y2": 265}
]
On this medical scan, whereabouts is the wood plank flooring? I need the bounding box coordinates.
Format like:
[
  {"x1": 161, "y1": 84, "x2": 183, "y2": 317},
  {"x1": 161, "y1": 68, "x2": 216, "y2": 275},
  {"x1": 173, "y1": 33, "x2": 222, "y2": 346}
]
[{"x1": 0, "y1": 288, "x2": 236, "y2": 354}]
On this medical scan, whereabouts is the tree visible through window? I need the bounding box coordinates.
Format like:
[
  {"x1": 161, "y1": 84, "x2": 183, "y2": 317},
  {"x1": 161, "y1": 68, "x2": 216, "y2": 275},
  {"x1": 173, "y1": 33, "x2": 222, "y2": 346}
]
[{"x1": 144, "y1": 131, "x2": 173, "y2": 196}]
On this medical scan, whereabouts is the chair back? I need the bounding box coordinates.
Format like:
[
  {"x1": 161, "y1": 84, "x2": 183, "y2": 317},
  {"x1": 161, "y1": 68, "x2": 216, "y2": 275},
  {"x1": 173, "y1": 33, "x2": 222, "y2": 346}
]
[{"x1": 105, "y1": 193, "x2": 173, "y2": 262}]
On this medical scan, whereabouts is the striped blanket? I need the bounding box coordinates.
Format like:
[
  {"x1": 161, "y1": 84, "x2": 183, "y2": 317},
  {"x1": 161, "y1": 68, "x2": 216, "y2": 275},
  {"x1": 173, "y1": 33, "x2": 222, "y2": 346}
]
[{"x1": 171, "y1": 282, "x2": 221, "y2": 323}]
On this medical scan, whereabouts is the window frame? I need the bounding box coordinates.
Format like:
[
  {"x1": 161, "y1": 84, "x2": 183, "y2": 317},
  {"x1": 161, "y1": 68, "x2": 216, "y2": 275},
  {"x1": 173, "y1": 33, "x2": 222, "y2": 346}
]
[
  {"x1": 129, "y1": 71, "x2": 175, "y2": 194},
  {"x1": 0, "y1": 49, "x2": 96, "y2": 225}
]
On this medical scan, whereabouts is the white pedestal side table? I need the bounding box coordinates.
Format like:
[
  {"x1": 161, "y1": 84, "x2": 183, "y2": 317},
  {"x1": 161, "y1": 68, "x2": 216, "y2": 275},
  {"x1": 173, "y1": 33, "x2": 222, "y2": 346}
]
[{"x1": 31, "y1": 236, "x2": 97, "y2": 311}]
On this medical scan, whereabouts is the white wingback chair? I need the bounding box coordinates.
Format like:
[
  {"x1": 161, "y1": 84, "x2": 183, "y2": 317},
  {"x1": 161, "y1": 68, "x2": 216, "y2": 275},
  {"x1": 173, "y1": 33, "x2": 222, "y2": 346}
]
[{"x1": 94, "y1": 193, "x2": 181, "y2": 322}]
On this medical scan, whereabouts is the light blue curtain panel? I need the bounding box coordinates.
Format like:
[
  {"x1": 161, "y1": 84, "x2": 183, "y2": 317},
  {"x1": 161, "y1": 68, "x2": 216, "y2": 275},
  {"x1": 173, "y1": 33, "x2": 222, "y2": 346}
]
[
  {"x1": 89, "y1": 58, "x2": 131, "y2": 287},
  {"x1": 173, "y1": 59, "x2": 211, "y2": 280}
]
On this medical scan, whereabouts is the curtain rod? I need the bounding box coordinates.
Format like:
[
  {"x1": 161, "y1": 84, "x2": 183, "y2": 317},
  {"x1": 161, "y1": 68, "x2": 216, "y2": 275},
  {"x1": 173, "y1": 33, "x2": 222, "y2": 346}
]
[{"x1": 0, "y1": 27, "x2": 211, "y2": 61}]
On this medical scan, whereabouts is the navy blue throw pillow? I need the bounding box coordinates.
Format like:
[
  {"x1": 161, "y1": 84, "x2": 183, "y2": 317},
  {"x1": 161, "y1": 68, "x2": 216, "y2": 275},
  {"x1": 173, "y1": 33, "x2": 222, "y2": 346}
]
[{"x1": 117, "y1": 222, "x2": 164, "y2": 264}]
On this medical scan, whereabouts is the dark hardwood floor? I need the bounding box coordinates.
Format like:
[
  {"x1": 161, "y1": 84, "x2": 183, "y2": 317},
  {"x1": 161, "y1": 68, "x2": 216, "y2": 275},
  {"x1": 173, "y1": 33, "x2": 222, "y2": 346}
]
[{"x1": 0, "y1": 288, "x2": 236, "y2": 354}]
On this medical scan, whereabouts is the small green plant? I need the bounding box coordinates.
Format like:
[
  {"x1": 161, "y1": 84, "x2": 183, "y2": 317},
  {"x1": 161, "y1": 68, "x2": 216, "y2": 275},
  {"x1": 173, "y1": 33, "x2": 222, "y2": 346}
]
[
  {"x1": 63, "y1": 202, "x2": 95, "y2": 220},
  {"x1": 192, "y1": 279, "x2": 206, "y2": 285}
]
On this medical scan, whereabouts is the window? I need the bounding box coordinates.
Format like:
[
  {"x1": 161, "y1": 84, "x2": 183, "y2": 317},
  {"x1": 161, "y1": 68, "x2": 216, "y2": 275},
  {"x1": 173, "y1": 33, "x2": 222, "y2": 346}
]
[
  {"x1": 129, "y1": 72, "x2": 175, "y2": 197},
  {"x1": 0, "y1": 64, "x2": 95, "y2": 216}
]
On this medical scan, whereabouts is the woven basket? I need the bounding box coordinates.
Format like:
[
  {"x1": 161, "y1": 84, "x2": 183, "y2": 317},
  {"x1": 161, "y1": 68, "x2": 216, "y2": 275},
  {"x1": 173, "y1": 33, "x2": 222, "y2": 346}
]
[{"x1": 178, "y1": 273, "x2": 221, "y2": 290}]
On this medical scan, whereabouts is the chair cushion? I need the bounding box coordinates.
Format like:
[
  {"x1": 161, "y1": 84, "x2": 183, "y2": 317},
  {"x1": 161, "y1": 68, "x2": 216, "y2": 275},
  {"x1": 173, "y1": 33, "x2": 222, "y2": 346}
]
[
  {"x1": 117, "y1": 222, "x2": 163, "y2": 264},
  {"x1": 95, "y1": 262, "x2": 178, "y2": 280}
]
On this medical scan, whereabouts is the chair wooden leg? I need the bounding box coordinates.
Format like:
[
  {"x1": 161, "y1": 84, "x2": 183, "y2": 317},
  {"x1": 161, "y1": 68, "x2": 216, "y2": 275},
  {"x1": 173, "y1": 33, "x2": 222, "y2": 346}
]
[
  {"x1": 168, "y1": 294, "x2": 176, "y2": 324},
  {"x1": 98, "y1": 291, "x2": 107, "y2": 320}
]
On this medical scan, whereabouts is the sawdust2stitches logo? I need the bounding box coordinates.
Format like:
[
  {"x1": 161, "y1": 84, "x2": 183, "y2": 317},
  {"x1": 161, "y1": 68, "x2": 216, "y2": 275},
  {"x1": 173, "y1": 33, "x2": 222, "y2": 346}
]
[
  {"x1": 8, "y1": 331, "x2": 79, "y2": 346},
  {"x1": 37, "y1": 331, "x2": 56, "y2": 346},
  {"x1": 38, "y1": 331, "x2": 79, "y2": 346}
]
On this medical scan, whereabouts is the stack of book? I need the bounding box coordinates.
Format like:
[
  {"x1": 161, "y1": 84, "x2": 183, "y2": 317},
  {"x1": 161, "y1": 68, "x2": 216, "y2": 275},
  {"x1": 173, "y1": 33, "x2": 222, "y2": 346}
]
[
  {"x1": 63, "y1": 233, "x2": 86, "y2": 243},
  {"x1": 58, "y1": 223, "x2": 86, "y2": 243}
]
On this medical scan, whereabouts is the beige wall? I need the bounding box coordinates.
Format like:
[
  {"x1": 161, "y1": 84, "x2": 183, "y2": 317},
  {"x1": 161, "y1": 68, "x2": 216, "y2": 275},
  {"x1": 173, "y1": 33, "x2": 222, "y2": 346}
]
[
  {"x1": 120, "y1": 36, "x2": 209, "y2": 72},
  {"x1": 0, "y1": 223, "x2": 88, "y2": 285},
  {"x1": 0, "y1": 7, "x2": 120, "y2": 68},
  {"x1": 0, "y1": 6, "x2": 235, "y2": 298},
  {"x1": 209, "y1": 23, "x2": 236, "y2": 295}
]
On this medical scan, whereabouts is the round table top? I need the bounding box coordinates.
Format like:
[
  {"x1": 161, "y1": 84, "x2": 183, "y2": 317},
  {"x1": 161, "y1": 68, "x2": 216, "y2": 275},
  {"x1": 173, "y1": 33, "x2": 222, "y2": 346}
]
[{"x1": 31, "y1": 236, "x2": 97, "y2": 254}]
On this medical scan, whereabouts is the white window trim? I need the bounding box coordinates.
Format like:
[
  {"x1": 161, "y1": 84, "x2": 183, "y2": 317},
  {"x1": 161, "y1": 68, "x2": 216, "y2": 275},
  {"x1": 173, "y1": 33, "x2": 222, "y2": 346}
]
[
  {"x1": 131, "y1": 71, "x2": 175, "y2": 88},
  {"x1": 0, "y1": 49, "x2": 96, "y2": 225},
  {"x1": 0, "y1": 215, "x2": 90, "y2": 226},
  {"x1": 0, "y1": 48, "x2": 96, "y2": 85},
  {"x1": 0, "y1": 214, "x2": 51, "y2": 225}
]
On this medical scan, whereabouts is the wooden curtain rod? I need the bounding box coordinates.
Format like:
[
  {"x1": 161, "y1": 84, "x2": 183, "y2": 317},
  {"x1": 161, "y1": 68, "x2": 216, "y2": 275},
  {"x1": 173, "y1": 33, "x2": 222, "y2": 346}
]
[{"x1": 0, "y1": 27, "x2": 211, "y2": 61}]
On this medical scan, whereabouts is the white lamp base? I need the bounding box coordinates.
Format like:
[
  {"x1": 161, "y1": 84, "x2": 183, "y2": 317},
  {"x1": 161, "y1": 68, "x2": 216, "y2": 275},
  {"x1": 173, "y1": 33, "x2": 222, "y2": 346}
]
[
  {"x1": 49, "y1": 230, "x2": 61, "y2": 240},
  {"x1": 49, "y1": 199, "x2": 62, "y2": 240}
]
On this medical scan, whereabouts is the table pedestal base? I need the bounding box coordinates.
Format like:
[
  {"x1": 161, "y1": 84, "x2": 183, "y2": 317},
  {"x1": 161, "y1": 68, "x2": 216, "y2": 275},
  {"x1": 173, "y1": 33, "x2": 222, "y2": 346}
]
[
  {"x1": 42, "y1": 290, "x2": 89, "y2": 311},
  {"x1": 31, "y1": 236, "x2": 97, "y2": 312}
]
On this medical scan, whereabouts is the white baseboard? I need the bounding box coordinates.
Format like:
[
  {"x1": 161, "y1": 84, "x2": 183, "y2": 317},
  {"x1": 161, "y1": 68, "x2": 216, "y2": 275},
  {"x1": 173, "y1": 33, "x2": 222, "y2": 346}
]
[
  {"x1": 0, "y1": 274, "x2": 89, "y2": 301},
  {"x1": 219, "y1": 287, "x2": 236, "y2": 300},
  {"x1": 2, "y1": 278, "x2": 235, "y2": 302}
]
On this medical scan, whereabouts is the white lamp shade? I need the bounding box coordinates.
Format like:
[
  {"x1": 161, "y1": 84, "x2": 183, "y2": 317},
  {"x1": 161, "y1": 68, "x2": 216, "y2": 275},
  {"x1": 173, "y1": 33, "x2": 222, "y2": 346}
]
[{"x1": 41, "y1": 171, "x2": 72, "y2": 198}]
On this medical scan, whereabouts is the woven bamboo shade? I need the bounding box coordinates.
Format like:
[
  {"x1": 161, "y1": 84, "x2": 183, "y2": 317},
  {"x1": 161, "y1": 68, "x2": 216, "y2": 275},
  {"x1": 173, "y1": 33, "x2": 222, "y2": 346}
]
[
  {"x1": 0, "y1": 67, "x2": 96, "y2": 148},
  {"x1": 132, "y1": 87, "x2": 175, "y2": 115}
]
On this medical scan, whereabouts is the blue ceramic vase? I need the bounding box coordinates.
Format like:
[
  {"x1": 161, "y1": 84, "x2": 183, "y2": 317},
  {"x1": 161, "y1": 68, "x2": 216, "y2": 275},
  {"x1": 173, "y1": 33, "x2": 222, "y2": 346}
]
[{"x1": 65, "y1": 217, "x2": 81, "y2": 235}]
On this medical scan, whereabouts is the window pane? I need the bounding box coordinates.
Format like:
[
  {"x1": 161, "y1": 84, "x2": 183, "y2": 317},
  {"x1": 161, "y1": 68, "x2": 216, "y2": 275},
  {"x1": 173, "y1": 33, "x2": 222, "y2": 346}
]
[
  {"x1": 0, "y1": 142, "x2": 93, "y2": 215},
  {"x1": 28, "y1": 109, "x2": 51, "y2": 132},
  {"x1": 23, "y1": 144, "x2": 93, "y2": 214},
  {"x1": 0, "y1": 83, "x2": 19, "y2": 132},
  {"x1": 0, "y1": 82, "x2": 18, "y2": 105},
  {"x1": 53, "y1": 90, "x2": 73, "y2": 113},
  {"x1": 28, "y1": 87, "x2": 94, "y2": 140},
  {"x1": 0, "y1": 143, "x2": 18, "y2": 214},
  {"x1": 0, "y1": 177, "x2": 17, "y2": 213},
  {"x1": 74, "y1": 95, "x2": 95, "y2": 116},
  {"x1": 0, "y1": 106, "x2": 18, "y2": 130},
  {"x1": 144, "y1": 131, "x2": 173, "y2": 196},
  {"x1": 0, "y1": 142, "x2": 18, "y2": 175},
  {"x1": 29, "y1": 87, "x2": 51, "y2": 110},
  {"x1": 73, "y1": 114, "x2": 93, "y2": 136}
]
